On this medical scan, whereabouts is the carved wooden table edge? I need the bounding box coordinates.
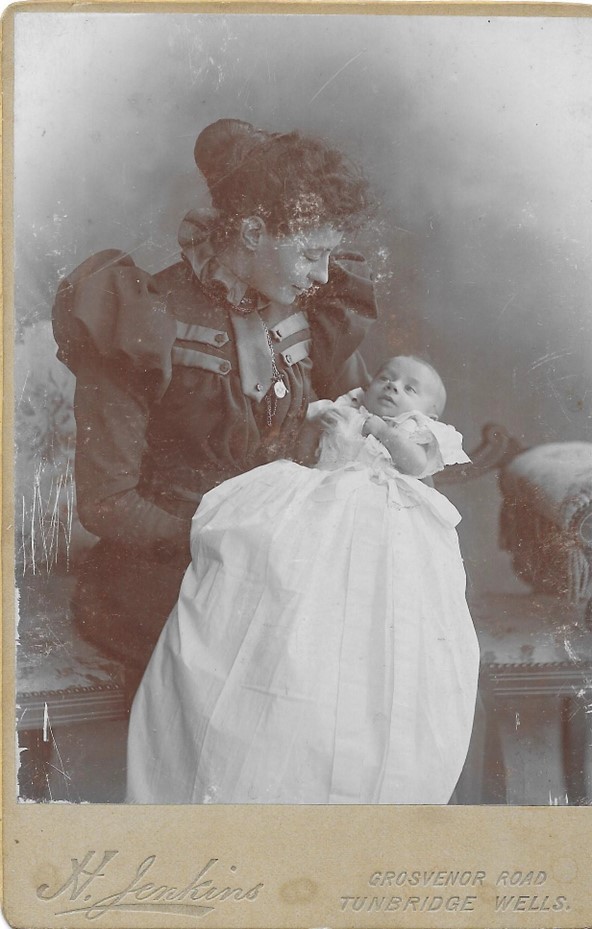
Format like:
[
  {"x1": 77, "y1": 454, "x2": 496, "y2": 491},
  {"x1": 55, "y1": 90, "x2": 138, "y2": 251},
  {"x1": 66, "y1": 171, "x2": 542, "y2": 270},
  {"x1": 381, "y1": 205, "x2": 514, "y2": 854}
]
[
  {"x1": 482, "y1": 659, "x2": 592, "y2": 698},
  {"x1": 17, "y1": 680, "x2": 127, "y2": 730}
]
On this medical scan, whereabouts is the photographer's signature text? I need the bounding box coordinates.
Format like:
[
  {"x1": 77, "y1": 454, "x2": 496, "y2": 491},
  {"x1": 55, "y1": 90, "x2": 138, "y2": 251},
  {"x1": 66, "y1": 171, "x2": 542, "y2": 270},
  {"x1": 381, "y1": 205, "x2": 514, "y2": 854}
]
[{"x1": 37, "y1": 850, "x2": 264, "y2": 920}]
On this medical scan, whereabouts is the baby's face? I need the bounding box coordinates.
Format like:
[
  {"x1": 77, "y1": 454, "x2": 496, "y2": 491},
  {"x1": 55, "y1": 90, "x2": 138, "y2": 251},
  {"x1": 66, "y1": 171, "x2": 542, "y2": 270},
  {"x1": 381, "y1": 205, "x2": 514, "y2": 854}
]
[{"x1": 363, "y1": 357, "x2": 444, "y2": 418}]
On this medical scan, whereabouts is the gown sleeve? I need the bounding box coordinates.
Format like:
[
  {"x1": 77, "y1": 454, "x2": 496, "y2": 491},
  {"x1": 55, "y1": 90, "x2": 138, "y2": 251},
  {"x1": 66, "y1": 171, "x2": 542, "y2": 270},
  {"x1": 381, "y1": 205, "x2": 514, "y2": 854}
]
[
  {"x1": 386, "y1": 412, "x2": 471, "y2": 479},
  {"x1": 306, "y1": 252, "x2": 377, "y2": 399},
  {"x1": 52, "y1": 250, "x2": 191, "y2": 560}
]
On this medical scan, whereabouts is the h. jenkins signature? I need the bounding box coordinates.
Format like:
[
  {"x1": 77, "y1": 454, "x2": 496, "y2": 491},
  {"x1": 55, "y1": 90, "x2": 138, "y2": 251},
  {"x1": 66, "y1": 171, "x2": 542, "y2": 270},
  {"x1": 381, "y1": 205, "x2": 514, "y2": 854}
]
[{"x1": 37, "y1": 850, "x2": 264, "y2": 920}]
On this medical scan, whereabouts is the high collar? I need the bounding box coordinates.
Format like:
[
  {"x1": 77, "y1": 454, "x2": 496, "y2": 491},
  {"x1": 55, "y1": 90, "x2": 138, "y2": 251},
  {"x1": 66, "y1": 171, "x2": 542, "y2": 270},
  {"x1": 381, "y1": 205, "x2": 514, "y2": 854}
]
[{"x1": 178, "y1": 208, "x2": 269, "y2": 313}]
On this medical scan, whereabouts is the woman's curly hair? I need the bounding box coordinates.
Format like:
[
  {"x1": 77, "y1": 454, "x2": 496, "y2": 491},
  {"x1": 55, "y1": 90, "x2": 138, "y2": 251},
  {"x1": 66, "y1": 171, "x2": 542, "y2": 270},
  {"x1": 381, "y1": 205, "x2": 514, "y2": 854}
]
[{"x1": 194, "y1": 120, "x2": 373, "y2": 238}]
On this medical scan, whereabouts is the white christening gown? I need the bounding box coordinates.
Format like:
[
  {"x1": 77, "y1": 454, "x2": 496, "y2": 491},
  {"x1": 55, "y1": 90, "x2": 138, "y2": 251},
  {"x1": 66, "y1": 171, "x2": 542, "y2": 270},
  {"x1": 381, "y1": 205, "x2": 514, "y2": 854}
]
[{"x1": 127, "y1": 391, "x2": 480, "y2": 804}]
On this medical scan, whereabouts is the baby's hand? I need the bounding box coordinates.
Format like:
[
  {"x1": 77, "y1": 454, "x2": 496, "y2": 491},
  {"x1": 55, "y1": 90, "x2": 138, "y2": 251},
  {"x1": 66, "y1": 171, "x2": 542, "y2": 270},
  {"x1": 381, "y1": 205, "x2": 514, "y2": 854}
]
[
  {"x1": 362, "y1": 413, "x2": 389, "y2": 439},
  {"x1": 363, "y1": 414, "x2": 428, "y2": 476}
]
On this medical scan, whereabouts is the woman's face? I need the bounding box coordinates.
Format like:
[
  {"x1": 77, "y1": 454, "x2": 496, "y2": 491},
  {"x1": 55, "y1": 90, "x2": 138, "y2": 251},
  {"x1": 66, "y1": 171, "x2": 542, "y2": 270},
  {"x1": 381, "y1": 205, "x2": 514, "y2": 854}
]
[{"x1": 248, "y1": 224, "x2": 344, "y2": 305}]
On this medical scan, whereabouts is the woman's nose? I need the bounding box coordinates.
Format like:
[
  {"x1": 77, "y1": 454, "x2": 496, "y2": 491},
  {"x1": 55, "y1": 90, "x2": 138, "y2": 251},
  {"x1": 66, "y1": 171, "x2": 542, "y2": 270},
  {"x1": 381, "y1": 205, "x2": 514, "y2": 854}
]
[{"x1": 309, "y1": 255, "x2": 330, "y2": 285}]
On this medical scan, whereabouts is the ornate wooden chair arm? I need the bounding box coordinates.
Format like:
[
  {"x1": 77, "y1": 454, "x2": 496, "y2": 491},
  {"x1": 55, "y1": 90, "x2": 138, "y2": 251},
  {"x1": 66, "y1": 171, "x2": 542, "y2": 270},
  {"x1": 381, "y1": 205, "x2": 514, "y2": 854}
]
[{"x1": 435, "y1": 423, "x2": 525, "y2": 485}]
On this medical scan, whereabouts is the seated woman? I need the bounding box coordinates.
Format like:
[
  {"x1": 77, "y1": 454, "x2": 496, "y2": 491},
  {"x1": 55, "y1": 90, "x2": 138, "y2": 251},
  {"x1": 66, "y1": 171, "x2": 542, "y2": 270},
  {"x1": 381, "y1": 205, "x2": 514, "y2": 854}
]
[{"x1": 52, "y1": 118, "x2": 378, "y2": 695}]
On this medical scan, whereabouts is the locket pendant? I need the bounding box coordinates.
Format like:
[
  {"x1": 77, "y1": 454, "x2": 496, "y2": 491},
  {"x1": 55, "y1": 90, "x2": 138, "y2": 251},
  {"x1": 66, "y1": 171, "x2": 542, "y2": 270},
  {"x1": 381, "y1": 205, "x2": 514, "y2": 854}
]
[{"x1": 274, "y1": 379, "x2": 288, "y2": 399}]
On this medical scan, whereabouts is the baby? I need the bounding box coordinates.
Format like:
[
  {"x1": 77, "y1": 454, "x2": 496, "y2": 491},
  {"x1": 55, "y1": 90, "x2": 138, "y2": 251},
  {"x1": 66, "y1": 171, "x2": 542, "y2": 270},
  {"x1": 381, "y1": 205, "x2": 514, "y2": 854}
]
[
  {"x1": 127, "y1": 353, "x2": 477, "y2": 806},
  {"x1": 310, "y1": 354, "x2": 465, "y2": 479}
]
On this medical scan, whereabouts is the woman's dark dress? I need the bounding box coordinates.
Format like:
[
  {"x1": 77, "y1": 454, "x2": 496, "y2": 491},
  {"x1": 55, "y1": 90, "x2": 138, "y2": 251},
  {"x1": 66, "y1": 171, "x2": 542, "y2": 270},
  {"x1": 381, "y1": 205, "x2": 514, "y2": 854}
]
[
  {"x1": 52, "y1": 242, "x2": 505, "y2": 801},
  {"x1": 52, "y1": 245, "x2": 377, "y2": 676}
]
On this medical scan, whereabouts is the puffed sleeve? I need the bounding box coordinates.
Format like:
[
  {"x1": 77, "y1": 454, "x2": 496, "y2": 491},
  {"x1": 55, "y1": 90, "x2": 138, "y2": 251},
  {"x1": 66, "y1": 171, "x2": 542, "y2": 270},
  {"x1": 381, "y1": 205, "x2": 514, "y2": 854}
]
[
  {"x1": 306, "y1": 251, "x2": 377, "y2": 399},
  {"x1": 52, "y1": 251, "x2": 191, "y2": 557},
  {"x1": 391, "y1": 413, "x2": 471, "y2": 478},
  {"x1": 427, "y1": 420, "x2": 472, "y2": 468},
  {"x1": 53, "y1": 250, "x2": 176, "y2": 396}
]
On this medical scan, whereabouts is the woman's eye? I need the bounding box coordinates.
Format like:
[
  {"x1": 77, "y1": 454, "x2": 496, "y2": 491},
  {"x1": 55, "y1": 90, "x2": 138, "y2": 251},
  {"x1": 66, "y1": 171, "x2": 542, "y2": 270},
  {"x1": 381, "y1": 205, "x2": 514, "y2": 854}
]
[{"x1": 303, "y1": 251, "x2": 323, "y2": 262}]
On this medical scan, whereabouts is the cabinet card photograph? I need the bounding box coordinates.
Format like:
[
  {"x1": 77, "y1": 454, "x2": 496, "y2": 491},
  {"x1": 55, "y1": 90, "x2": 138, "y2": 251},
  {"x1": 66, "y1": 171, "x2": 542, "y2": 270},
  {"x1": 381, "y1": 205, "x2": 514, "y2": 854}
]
[{"x1": 3, "y1": 3, "x2": 592, "y2": 927}]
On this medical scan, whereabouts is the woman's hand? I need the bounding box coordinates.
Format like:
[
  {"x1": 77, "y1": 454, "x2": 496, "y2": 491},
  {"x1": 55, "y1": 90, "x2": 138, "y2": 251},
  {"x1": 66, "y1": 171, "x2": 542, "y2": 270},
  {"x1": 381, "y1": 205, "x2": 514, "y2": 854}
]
[
  {"x1": 319, "y1": 408, "x2": 347, "y2": 430},
  {"x1": 305, "y1": 399, "x2": 334, "y2": 422},
  {"x1": 306, "y1": 399, "x2": 350, "y2": 431}
]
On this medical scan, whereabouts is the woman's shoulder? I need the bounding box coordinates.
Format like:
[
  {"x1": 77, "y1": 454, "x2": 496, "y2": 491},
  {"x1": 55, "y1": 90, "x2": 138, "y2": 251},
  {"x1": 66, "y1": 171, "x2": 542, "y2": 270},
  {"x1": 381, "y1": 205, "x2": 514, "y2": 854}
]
[
  {"x1": 303, "y1": 250, "x2": 377, "y2": 394},
  {"x1": 53, "y1": 250, "x2": 180, "y2": 386}
]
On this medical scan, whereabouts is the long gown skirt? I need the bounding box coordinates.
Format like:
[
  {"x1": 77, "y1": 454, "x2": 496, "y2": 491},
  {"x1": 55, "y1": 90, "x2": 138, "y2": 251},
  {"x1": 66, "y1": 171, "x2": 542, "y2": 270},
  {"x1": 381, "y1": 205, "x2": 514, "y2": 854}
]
[{"x1": 127, "y1": 460, "x2": 480, "y2": 804}]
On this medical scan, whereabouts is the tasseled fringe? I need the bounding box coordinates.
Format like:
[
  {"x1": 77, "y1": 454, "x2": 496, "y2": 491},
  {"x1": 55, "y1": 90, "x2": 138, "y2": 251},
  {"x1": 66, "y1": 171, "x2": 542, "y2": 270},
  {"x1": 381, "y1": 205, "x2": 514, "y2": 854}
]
[
  {"x1": 499, "y1": 498, "x2": 570, "y2": 595},
  {"x1": 499, "y1": 462, "x2": 592, "y2": 615},
  {"x1": 562, "y1": 492, "x2": 592, "y2": 607},
  {"x1": 568, "y1": 547, "x2": 591, "y2": 604}
]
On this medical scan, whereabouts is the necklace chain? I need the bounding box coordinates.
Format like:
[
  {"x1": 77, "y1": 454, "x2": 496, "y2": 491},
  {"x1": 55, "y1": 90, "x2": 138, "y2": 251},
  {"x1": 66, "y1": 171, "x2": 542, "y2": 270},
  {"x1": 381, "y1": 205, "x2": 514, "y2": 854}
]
[
  {"x1": 261, "y1": 321, "x2": 287, "y2": 427},
  {"x1": 198, "y1": 274, "x2": 288, "y2": 427}
]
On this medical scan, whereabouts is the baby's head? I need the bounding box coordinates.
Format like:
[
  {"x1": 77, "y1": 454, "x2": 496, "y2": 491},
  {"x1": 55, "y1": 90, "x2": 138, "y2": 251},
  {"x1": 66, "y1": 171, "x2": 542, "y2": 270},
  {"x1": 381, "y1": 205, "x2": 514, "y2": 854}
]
[{"x1": 362, "y1": 355, "x2": 447, "y2": 419}]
